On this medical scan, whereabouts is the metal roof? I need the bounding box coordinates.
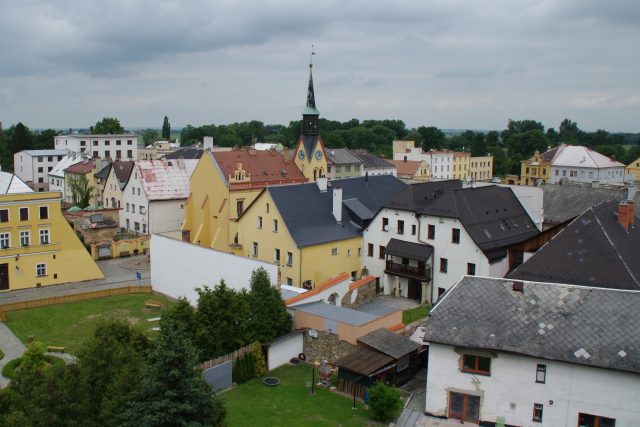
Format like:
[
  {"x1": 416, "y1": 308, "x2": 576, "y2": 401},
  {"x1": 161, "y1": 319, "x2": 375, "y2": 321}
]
[
  {"x1": 292, "y1": 301, "x2": 381, "y2": 326},
  {"x1": 424, "y1": 276, "x2": 640, "y2": 375},
  {"x1": 22, "y1": 149, "x2": 70, "y2": 156},
  {"x1": 0, "y1": 172, "x2": 33, "y2": 194},
  {"x1": 136, "y1": 159, "x2": 198, "y2": 201},
  {"x1": 384, "y1": 238, "x2": 433, "y2": 262},
  {"x1": 358, "y1": 328, "x2": 422, "y2": 359},
  {"x1": 48, "y1": 154, "x2": 84, "y2": 178},
  {"x1": 327, "y1": 148, "x2": 362, "y2": 165},
  {"x1": 547, "y1": 144, "x2": 625, "y2": 168},
  {"x1": 336, "y1": 348, "x2": 394, "y2": 376}
]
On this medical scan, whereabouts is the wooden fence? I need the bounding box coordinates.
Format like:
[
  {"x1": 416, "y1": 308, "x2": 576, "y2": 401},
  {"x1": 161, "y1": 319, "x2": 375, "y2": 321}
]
[
  {"x1": 197, "y1": 343, "x2": 253, "y2": 370},
  {"x1": 0, "y1": 285, "x2": 153, "y2": 315}
]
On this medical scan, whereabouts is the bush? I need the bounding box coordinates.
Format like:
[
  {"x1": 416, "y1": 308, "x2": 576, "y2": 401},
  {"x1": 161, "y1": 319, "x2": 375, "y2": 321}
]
[
  {"x1": 0, "y1": 348, "x2": 4, "y2": 360},
  {"x1": 233, "y1": 352, "x2": 256, "y2": 384},
  {"x1": 1, "y1": 355, "x2": 65, "y2": 380},
  {"x1": 368, "y1": 381, "x2": 403, "y2": 422},
  {"x1": 251, "y1": 341, "x2": 266, "y2": 378}
]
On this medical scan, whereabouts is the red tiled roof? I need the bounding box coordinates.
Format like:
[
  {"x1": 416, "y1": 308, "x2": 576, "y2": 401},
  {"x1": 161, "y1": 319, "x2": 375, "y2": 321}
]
[
  {"x1": 388, "y1": 160, "x2": 422, "y2": 177},
  {"x1": 212, "y1": 149, "x2": 306, "y2": 186},
  {"x1": 64, "y1": 160, "x2": 95, "y2": 175}
]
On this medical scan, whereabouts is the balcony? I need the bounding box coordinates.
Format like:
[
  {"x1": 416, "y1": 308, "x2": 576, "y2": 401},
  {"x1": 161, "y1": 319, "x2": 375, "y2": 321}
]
[{"x1": 385, "y1": 260, "x2": 431, "y2": 280}]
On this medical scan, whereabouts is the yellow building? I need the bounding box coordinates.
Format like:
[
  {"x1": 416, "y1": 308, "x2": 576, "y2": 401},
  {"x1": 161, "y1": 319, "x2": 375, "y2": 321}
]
[
  {"x1": 388, "y1": 159, "x2": 431, "y2": 182},
  {"x1": 102, "y1": 161, "x2": 135, "y2": 209},
  {"x1": 452, "y1": 152, "x2": 470, "y2": 180},
  {"x1": 626, "y1": 157, "x2": 640, "y2": 182},
  {"x1": 181, "y1": 148, "x2": 306, "y2": 252},
  {"x1": 469, "y1": 155, "x2": 494, "y2": 181},
  {"x1": 292, "y1": 63, "x2": 328, "y2": 181},
  {"x1": 63, "y1": 158, "x2": 105, "y2": 206},
  {"x1": 0, "y1": 173, "x2": 104, "y2": 291},
  {"x1": 236, "y1": 175, "x2": 406, "y2": 288},
  {"x1": 520, "y1": 150, "x2": 551, "y2": 186}
]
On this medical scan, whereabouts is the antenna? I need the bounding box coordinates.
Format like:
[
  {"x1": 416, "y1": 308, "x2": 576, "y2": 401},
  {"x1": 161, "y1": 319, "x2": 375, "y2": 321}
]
[{"x1": 310, "y1": 44, "x2": 316, "y2": 67}]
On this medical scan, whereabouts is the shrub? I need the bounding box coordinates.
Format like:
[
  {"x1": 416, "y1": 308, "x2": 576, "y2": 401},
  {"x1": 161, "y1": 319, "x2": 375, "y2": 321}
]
[
  {"x1": 251, "y1": 341, "x2": 266, "y2": 378},
  {"x1": 232, "y1": 352, "x2": 256, "y2": 384},
  {"x1": 368, "y1": 381, "x2": 403, "y2": 422},
  {"x1": 2, "y1": 355, "x2": 65, "y2": 380}
]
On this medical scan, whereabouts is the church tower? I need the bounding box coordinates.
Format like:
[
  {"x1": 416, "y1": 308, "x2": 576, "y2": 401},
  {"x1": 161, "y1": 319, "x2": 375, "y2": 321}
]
[{"x1": 293, "y1": 56, "x2": 327, "y2": 182}]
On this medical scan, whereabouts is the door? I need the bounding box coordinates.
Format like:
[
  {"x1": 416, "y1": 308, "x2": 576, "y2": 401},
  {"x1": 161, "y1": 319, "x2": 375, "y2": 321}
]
[
  {"x1": 0, "y1": 264, "x2": 8, "y2": 290},
  {"x1": 448, "y1": 392, "x2": 480, "y2": 423},
  {"x1": 407, "y1": 279, "x2": 419, "y2": 300}
]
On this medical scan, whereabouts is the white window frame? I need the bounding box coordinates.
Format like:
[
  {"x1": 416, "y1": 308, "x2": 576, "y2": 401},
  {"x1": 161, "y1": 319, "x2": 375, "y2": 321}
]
[
  {"x1": 0, "y1": 233, "x2": 9, "y2": 249},
  {"x1": 20, "y1": 230, "x2": 30, "y2": 247},
  {"x1": 36, "y1": 263, "x2": 47, "y2": 277},
  {"x1": 39, "y1": 228, "x2": 50, "y2": 245}
]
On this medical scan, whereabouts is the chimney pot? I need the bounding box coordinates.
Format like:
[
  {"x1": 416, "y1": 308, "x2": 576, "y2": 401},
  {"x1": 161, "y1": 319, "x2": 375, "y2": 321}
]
[
  {"x1": 332, "y1": 187, "x2": 342, "y2": 223},
  {"x1": 618, "y1": 201, "x2": 630, "y2": 232},
  {"x1": 317, "y1": 177, "x2": 328, "y2": 193},
  {"x1": 512, "y1": 281, "x2": 524, "y2": 293}
]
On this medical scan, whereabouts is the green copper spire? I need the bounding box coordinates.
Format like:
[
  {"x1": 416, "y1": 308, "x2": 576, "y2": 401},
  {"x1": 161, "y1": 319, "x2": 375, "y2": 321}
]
[{"x1": 302, "y1": 63, "x2": 320, "y2": 116}]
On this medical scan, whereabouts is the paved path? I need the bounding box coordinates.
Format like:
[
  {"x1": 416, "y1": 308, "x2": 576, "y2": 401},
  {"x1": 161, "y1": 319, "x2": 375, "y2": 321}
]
[{"x1": 0, "y1": 322, "x2": 26, "y2": 387}]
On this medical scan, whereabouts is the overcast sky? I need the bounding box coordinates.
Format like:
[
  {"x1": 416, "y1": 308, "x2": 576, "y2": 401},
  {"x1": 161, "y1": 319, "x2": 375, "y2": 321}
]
[{"x1": 1, "y1": 0, "x2": 639, "y2": 132}]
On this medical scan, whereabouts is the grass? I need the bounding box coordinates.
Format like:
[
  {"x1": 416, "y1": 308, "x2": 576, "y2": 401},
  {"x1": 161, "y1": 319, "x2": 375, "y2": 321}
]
[
  {"x1": 2, "y1": 355, "x2": 65, "y2": 379},
  {"x1": 402, "y1": 304, "x2": 430, "y2": 325},
  {"x1": 223, "y1": 364, "x2": 384, "y2": 427},
  {"x1": 4, "y1": 293, "x2": 174, "y2": 355}
]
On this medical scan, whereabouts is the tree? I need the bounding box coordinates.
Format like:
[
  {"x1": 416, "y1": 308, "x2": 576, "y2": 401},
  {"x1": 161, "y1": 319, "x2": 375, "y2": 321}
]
[
  {"x1": 162, "y1": 116, "x2": 171, "y2": 140},
  {"x1": 417, "y1": 126, "x2": 445, "y2": 150},
  {"x1": 368, "y1": 381, "x2": 403, "y2": 421},
  {"x1": 558, "y1": 118, "x2": 581, "y2": 144},
  {"x1": 248, "y1": 267, "x2": 292, "y2": 343},
  {"x1": 141, "y1": 129, "x2": 160, "y2": 145},
  {"x1": 161, "y1": 297, "x2": 196, "y2": 343},
  {"x1": 251, "y1": 341, "x2": 266, "y2": 378},
  {"x1": 470, "y1": 132, "x2": 487, "y2": 156},
  {"x1": 94, "y1": 117, "x2": 124, "y2": 134},
  {"x1": 122, "y1": 319, "x2": 226, "y2": 427},
  {"x1": 68, "y1": 174, "x2": 95, "y2": 208}
]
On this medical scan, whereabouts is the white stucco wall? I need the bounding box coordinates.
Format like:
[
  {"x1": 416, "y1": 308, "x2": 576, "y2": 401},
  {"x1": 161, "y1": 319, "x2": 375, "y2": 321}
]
[
  {"x1": 149, "y1": 199, "x2": 187, "y2": 234},
  {"x1": 426, "y1": 343, "x2": 640, "y2": 426},
  {"x1": 13, "y1": 153, "x2": 34, "y2": 184},
  {"x1": 549, "y1": 165, "x2": 625, "y2": 184},
  {"x1": 120, "y1": 170, "x2": 150, "y2": 233},
  {"x1": 55, "y1": 135, "x2": 138, "y2": 160},
  {"x1": 286, "y1": 275, "x2": 351, "y2": 307},
  {"x1": 266, "y1": 332, "x2": 303, "y2": 371},
  {"x1": 151, "y1": 234, "x2": 278, "y2": 304}
]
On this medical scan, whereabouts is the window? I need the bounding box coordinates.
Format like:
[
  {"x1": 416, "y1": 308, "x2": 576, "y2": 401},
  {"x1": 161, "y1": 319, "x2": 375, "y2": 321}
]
[
  {"x1": 137, "y1": 188, "x2": 140, "y2": 196},
  {"x1": 461, "y1": 353, "x2": 491, "y2": 375},
  {"x1": 358, "y1": 248, "x2": 362, "y2": 257},
  {"x1": 578, "y1": 413, "x2": 616, "y2": 427},
  {"x1": 428, "y1": 224, "x2": 435, "y2": 239},
  {"x1": 331, "y1": 247, "x2": 338, "y2": 256},
  {"x1": 562, "y1": 169, "x2": 566, "y2": 177},
  {"x1": 382, "y1": 217, "x2": 389, "y2": 231},
  {"x1": 139, "y1": 206, "x2": 145, "y2": 214},
  {"x1": 93, "y1": 140, "x2": 98, "y2": 146},
  {"x1": 555, "y1": 169, "x2": 559, "y2": 176},
  {"x1": 0, "y1": 209, "x2": 7, "y2": 223},
  {"x1": 36, "y1": 263, "x2": 47, "y2": 277},
  {"x1": 536, "y1": 364, "x2": 546, "y2": 383},
  {"x1": 237, "y1": 200, "x2": 244, "y2": 217},
  {"x1": 273, "y1": 219, "x2": 278, "y2": 233},
  {"x1": 131, "y1": 205, "x2": 136, "y2": 214},
  {"x1": 252, "y1": 242, "x2": 258, "y2": 257},
  {"x1": 532, "y1": 403, "x2": 543, "y2": 422},
  {"x1": 134, "y1": 222, "x2": 140, "y2": 231},
  {"x1": 105, "y1": 150, "x2": 110, "y2": 158},
  {"x1": 286, "y1": 277, "x2": 293, "y2": 286},
  {"x1": 286, "y1": 252, "x2": 293, "y2": 266},
  {"x1": 448, "y1": 392, "x2": 480, "y2": 424},
  {"x1": 127, "y1": 140, "x2": 133, "y2": 145},
  {"x1": 440, "y1": 258, "x2": 448, "y2": 273},
  {"x1": 467, "y1": 263, "x2": 476, "y2": 275},
  {"x1": 274, "y1": 248, "x2": 280, "y2": 263},
  {"x1": 266, "y1": 203, "x2": 270, "y2": 213},
  {"x1": 38, "y1": 156, "x2": 43, "y2": 162},
  {"x1": 367, "y1": 243, "x2": 374, "y2": 257},
  {"x1": 397, "y1": 220, "x2": 404, "y2": 235},
  {"x1": 39, "y1": 206, "x2": 48, "y2": 219},
  {"x1": 132, "y1": 187, "x2": 135, "y2": 195},
  {"x1": 142, "y1": 224, "x2": 146, "y2": 233},
  {"x1": 19, "y1": 207, "x2": 29, "y2": 221},
  {"x1": 93, "y1": 151, "x2": 99, "y2": 158},
  {"x1": 80, "y1": 140, "x2": 86, "y2": 146},
  {"x1": 345, "y1": 165, "x2": 351, "y2": 172},
  {"x1": 39, "y1": 229, "x2": 50, "y2": 244},
  {"x1": 127, "y1": 150, "x2": 133, "y2": 158},
  {"x1": 452, "y1": 228, "x2": 460, "y2": 243},
  {"x1": 20, "y1": 230, "x2": 30, "y2": 246},
  {"x1": 0, "y1": 233, "x2": 9, "y2": 249},
  {"x1": 126, "y1": 203, "x2": 130, "y2": 212},
  {"x1": 257, "y1": 216, "x2": 263, "y2": 229},
  {"x1": 38, "y1": 167, "x2": 44, "y2": 173},
  {"x1": 116, "y1": 150, "x2": 122, "y2": 158},
  {"x1": 411, "y1": 224, "x2": 416, "y2": 235},
  {"x1": 379, "y1": 245, "x2": 385, "y2": 259}
]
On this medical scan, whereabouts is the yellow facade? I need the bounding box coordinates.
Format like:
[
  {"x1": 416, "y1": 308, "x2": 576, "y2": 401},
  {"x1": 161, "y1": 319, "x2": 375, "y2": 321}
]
[
  {"x1": 520, "y1": 151, "x2": 551, "y2": 186},
  {"x1": 64, "y1": 167, "x2": 100, "y2": 206},
  {"x1": 469, "y1": 155, "x2": 494, "y2": 181},
  {"x1": 236, "y1": 190, "x2": 361, "y2": 288},
  {"x1": 0, "y1": 191, "x2": 104, "y2": 291},
  {"x1": 626, "y1": 157, "x2": 640, "y2": 182},
  {"x1": 293, "y1": 137, "x2": 328, "y2": 182},
  {"x1": 103, "y1": 166, "x2": 123, "y2": 209},
  {"x1": 453, "y1": 153, "x2": 470, "y2": 180}
]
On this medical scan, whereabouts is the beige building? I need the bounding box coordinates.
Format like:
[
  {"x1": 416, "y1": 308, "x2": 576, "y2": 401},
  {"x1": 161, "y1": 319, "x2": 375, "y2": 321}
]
[
  {"x1": 625, "y1": 157, "x2": 640, "y2": 182},
  {"x1": 102, "y1": 161, "x2": 135, "y2": 209},
  {"x1": 453, "y1": 152, "x2": 470, "y2": 180},
  {"x1": 388, "y1": 159, "x2": 431, "y2": 182},
  {"x1": 469, "y1": 155, "x2": 494, "y2": 181}
]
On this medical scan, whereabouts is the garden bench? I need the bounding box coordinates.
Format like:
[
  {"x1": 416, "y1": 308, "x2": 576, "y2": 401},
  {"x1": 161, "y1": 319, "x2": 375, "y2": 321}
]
[
  {"x1": 145, "y1": 300, "x2": 162, "y2": 309},
  {"x1": 47, "y1": 345, "x2": 65, "y2": 353}
]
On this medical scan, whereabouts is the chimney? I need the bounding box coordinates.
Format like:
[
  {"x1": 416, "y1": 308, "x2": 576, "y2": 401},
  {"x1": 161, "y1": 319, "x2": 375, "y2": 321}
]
[
  {"x1": 282, "y1": 148, "x2": 290, "y2": 164},
  {"x1": 404, "y1": 156, "x2": 407, "y2": 162},
  {"x1": 317, "y1": 177, "x2": 328, "y2": 193},
  {"x1": 628, "y1": 184, "x2": 637, "y2": 202},
  {"x1": 332, "y1": 187, "x2": 342, "y2": 223},
  {"x1": 628, "y1": 200, "x2": 635, "y2": 228},
  {"x1": 177, "y1": 157, "x2": 185, "y2": 170},
  {"x1": 512, "y1": 281, "x2": 524, "y2": 293},
  {"x1": 618, "y1": 201, "x2": 630, "y2": 232},
  {"x1": 203, "y1": 136, "x2": 214, "y2": 151}
]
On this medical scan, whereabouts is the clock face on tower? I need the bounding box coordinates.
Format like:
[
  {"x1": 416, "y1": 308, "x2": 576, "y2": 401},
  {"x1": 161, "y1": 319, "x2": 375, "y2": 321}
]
[
  {"x1": 298, "y1": 150, "x2": 305, "y2": 160},
  {"x1": 315, "y1": 150, "x2": 323, "y2": 161}
]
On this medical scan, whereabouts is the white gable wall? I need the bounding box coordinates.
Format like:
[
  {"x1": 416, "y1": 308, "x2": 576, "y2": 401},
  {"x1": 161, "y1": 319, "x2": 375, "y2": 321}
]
[{"x1": 426, "y1": 342, "x2": 640, "y2": 426}]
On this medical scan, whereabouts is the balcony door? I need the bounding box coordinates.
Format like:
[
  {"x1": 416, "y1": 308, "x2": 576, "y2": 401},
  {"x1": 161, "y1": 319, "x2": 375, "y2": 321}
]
[{"x1": 448, "y1": 392, "x2": 480, "y2": 424}]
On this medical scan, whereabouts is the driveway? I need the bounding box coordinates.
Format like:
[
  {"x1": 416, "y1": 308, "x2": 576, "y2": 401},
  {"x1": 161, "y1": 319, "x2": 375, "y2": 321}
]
[{"x1": 0, "y1": 322, "x2": 26, "y2": 387}]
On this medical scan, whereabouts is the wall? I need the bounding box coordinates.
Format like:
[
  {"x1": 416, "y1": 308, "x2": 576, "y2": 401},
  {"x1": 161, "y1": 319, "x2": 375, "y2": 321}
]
[
  {"x1": 340, "y1": 276, "x2": 377, "y2": 308},
  {"x1": 469, "y1": 155, "x2": 494, "y2": 181},
  {"x1": 302, "y1": 329, "x2": 356, "y2": 364},
  {"x1": 338, "y1": 310, "x2": 403, "y2": 345},
  {"x1": 55, "y1": 135, "x2": 138, "y2": 160},
  {"x1": 266, "y1": 331, "x2": 304, "y2": 370},
  {"x1": 425, "y1": 343, "x2": 640, "y2": 427},
  {"x1": 300, "y1": 237, "x2": 362, "y2": 288},
  {"x1": 13, "y1": 153, "x2": 34, "y2": 186},
  {"x1": 549, "y1": 165, "x2": 625, "y2": 184},
  {"x1": 149, "y1": 199, "x2": 186, "y2": 234},
  {"x1": 91, "y1": 236, "x2": 149, "y2": 260},
  {"x1": 120, "y1": 167, "x2": 149, "y2": 233},
  {"x1": 150, "y1": 234, "x2": 277, "y2": 304},
  {"x1": 102, "y1": 166, "x2": 123, "y2": 209},
  {"x1": 287, "y1": 273, "x2": 351, "y2": 307}
]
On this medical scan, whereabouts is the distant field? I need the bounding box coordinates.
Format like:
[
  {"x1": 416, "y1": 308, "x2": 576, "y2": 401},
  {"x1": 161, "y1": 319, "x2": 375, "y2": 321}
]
[{"x1": 5, "y1": 293, "x2": 174, "y2": 355}]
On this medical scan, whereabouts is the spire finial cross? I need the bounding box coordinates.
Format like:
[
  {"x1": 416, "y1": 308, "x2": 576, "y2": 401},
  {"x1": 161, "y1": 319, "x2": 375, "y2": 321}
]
[{"x1": 310, "y1": 44, "x2": 316, "y2": 68}]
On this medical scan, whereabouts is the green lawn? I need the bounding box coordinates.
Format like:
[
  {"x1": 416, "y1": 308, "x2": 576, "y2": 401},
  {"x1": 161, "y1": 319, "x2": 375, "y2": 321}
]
[
  {"x1": 5, "y1": 293, "x2": 174, "y2": 355},
  {"x1": 402, "y1": 304, "x2": 430, "y2": 325},
  {"x1": 223, "y1": 364, "x2": 384, "y2": 427}
]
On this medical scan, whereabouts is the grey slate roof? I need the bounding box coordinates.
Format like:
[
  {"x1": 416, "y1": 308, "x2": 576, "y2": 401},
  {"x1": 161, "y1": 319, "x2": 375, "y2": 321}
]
[
  {"x1": 164, "y1": 148, "x2": 204, "y2": 160},
  {"x1": 351, "y1": 149, "x2": 396, "y2": 171},
  {"x1": 292, "y1": 301, "x2": 381, "y2": 326},
  {"x1": 384, "y1": 180, "x2": 463, "y2": 213},
  {"x1": 424, "y1": 276, "x2": 640, "y2": 374},
  {"x1": 94, "y1": 163, "x2": 111, "y2": 180},
  {"x1": 267, "y1": 175, "x2": 407, "y2": 247},
  {"x1": 508, "y1": 200, "x2": 640, "y2": 290},
  {"x1": 384, "y1": 238, "x2": 433, "y2": 262},
  {"x1": 543, "y1": 183, "x2": 640, "y2": 225},
  {"x1": 299, "y1": 134, "x2": 321, "y2": 162},
  {"x1": 22, "y1": 149, "x2": 69, "y2": 156},
  {"x1": 327, "y1": 148, "x2": 362, "y2": 166},
  {"x1": 336, "y1": 348, "x2": 394, "y2": 376},
  {"x1": 358, "y1": 328, "x2": 422, "y2": 359}
]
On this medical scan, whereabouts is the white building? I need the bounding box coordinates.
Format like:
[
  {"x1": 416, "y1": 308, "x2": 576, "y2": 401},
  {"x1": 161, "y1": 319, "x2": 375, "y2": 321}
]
[
  {"x1": 424, "y1": 276, "x2": 640, "y2": 427},
  {"x1": 362, "y1": 181, "x2": 538, "y2": 303},
  {"x1": 429, "y1": 150, "x2": 454, "y2": 180},
  {"x1": 47, "y1": 153, "x2": 85, "y2": 196},
  {"x1": 546, "y1": 144, "x2": 626, "y2": 185},
  {"x1": 120, "y1": 159, "x2": 197, "y2": 234},
  {"x1": 54, "y1": 134, "x2": 137, "y2": 160},
  {"x1": 13, "y1": 149, "x2": 69, "y2": 191}
]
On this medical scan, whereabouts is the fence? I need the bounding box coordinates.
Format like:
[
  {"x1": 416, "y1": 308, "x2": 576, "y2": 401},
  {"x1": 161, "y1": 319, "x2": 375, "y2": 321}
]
[
  {"x1": 197, "y1": 343, "x2": 253, "y2": 370},
  {"x1": 0, "y1": 285, "x2": 153, "y2": 314}
]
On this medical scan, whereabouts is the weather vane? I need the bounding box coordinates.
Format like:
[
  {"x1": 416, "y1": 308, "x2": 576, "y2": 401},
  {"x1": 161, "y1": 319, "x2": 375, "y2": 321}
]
[{"x1": 310, "y1": 44, "x2": 316, "y2": 67}]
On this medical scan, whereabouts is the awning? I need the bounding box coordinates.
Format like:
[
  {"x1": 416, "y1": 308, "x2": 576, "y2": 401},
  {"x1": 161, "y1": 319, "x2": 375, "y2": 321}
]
[
  {"x1": 336, "y1": 348, "x2": 394, "y2": 376},
  {"x1": 385, "y1": 238, "x2": 433, "y2": 262}
]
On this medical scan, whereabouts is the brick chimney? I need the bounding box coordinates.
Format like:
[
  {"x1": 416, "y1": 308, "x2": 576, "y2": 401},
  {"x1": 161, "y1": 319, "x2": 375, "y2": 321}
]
[
  {"x1": 628, "y1": 200, "x2": 635, "y2": 228},
  {"x1": 618, "y1": 201, "x2": 631, "y2": 232}
]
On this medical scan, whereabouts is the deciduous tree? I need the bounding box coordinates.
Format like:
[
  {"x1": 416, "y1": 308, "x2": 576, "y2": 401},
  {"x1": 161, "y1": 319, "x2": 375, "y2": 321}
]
[
  {"x1": 162, "y1": 116, "x2": 171, "y2": 140},
  {"x1": 94, "y1": 117, "x2": 124, "y2": 134}
]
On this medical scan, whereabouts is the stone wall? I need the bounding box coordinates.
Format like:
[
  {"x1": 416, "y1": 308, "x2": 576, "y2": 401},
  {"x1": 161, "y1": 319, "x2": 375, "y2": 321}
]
[
  {"x1": 302, "y1": 330, "x2": 355, "y2": 364},
  {"x1": 340, "y1": 279, "x2": 377, "y2": 308}
]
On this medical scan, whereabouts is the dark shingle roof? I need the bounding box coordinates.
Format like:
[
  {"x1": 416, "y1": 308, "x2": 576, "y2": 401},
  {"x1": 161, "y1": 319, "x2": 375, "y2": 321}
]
[
  {"x1": 425, "y1": 276, "x2": 640, "y2": 374},
  {"x1": 384, "y1": 180, "x2": 463, "y2": 213},
  {"x1": 299, "y1": 134, "x2": 321, "y2": 162},
  {"x1": 112, "y1": 161, "x2": 135, "y2": 189},
  {"x1": 327, "y1": 148, "x2": 362, "y2": 166},
  {"x1": 384, "y1": 238, "x2": 433, "y2": 262},
  {"x1": 351, "y1": 149, "x2": 396, "y2": 170},
  {"x1": 358, "y1": 328, "x2": 422, "y2": 359},
  {"x1": 267, "y1": 175, "x2": 406, "y2": 247},
  {"x1": 508, "y1": 200, "x2": 640, "y2": 290},
  {"x1": 94, "y1": 163, "x2": 111, "y2": 180},
  {"x1": 164, "y1": 148, "x2": 204, "y2": 160},
  {"x1": 336, "y1": 348, "x2": 394, "y2": 376}
]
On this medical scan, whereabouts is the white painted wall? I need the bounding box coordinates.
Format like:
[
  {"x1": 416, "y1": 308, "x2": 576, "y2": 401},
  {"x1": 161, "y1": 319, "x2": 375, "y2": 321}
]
[
  {"x1": 13, "y1": 153, "x2": 34, "y2": 184},
  {"x1": 151, "y1": 234, "x2": 278, "y2": 304},
  {"x1": 120, "y1": 168, "x2": 150, "y2": 233},
  {"x1": 55, "y1": 135, "x2": 138, "y2": 160},
  {"x1": 286, "y1": 275, "x2": 351, "y2": 307},
  {"x1": 430, "y1": 152, "x2": 453, "y2": 180},
  {"x1": 149, "y1": 199, "x2": 187, "y2": 234},
  {"x1": 364, "y1": 166, "x2": 397, "y2": 177},
  {"x1": 549, "y1": 165, "x2": 625, "y2": 184},
  {"x1": 266, "y1": 332, "x2": 303, "y2": 370},
  {"x1": 13, "y1": 151, "x2": 67, "y2": 191},
  {"x1": 426, "y1": 342, "x2": 640, "y2": 426}
]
